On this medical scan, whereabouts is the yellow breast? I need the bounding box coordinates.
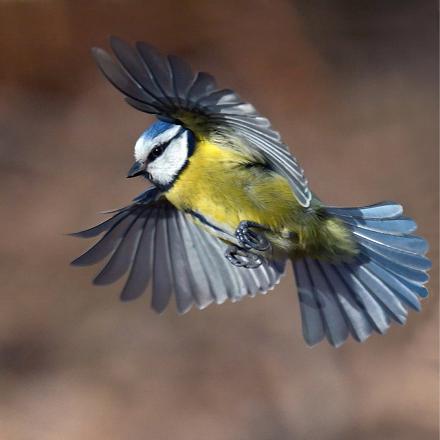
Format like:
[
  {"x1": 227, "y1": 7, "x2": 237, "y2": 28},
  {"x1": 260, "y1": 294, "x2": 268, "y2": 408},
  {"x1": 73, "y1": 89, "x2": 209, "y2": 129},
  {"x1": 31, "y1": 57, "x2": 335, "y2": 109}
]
[{"x1": 164, "y1": 138, "x2": 301, "y2": 233}]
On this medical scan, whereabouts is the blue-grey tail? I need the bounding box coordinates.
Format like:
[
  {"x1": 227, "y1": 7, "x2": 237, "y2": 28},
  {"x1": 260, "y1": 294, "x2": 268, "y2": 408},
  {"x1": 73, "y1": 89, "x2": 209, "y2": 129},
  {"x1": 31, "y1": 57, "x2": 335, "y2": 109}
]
[{"x1": 292, "y1": 201, "x2": 431, "y2": 347}]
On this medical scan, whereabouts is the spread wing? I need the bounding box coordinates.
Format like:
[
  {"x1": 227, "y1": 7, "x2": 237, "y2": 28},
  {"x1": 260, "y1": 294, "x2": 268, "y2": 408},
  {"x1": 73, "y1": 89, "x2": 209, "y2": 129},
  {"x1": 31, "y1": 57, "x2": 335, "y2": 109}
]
[
  {"x1": 92, "y1": 36, "x2": 311, "y2": 207},
  {"x1": 71, "y1": 187, "x2": 286, "y2": 314}
]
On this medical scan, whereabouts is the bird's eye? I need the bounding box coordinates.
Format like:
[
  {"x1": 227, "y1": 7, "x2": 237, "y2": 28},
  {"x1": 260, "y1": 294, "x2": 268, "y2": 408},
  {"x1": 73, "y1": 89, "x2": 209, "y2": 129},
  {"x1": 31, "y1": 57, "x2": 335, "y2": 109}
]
[{"x1": 148, "y1": 143, "x2": 167, "y2": 162}]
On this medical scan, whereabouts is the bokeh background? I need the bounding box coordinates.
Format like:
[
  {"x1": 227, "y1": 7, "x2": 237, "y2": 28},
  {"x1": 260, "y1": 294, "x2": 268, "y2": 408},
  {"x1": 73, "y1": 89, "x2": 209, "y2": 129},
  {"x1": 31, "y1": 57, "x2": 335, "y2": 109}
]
[{"x1": 0, "y1": 1, "x2": 438, "y2": 439}]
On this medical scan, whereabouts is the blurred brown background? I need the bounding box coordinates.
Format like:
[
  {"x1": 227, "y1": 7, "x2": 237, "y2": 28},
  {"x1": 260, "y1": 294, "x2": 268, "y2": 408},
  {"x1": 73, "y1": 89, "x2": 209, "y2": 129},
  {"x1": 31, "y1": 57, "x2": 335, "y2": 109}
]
[{"x1": 0, "y1": 1, "x2": 438, "y2": 439}]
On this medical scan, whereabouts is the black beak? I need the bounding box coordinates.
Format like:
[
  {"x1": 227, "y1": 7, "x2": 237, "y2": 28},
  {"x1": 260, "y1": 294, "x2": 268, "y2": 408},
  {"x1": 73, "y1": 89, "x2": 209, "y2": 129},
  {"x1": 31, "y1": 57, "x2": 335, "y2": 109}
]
[{"x1": 127, "y1": 161, "x2": 145, "y2": 178}]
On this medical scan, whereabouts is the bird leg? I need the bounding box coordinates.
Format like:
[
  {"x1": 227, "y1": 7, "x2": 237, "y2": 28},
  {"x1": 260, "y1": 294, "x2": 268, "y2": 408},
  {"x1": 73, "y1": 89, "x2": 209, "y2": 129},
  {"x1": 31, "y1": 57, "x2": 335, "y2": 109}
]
[
  {"x1": 225, "y1": 245, "x2": 263, "y2": 269},
  {"x1": 236, "y1": 221, "x2": 270, "y2": 251}
]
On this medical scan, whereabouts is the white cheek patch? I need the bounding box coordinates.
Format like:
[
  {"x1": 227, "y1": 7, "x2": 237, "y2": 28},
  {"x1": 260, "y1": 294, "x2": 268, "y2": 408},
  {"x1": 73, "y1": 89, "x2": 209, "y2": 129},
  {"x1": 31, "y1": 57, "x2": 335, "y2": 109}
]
[{"x1": 147, "y1": 131, "x2": 189, "y2": 186}]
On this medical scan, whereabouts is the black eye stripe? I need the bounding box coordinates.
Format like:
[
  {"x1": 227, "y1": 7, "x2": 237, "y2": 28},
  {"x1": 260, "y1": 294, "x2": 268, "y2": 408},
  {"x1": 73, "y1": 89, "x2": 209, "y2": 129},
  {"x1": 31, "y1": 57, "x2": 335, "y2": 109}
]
[
  {"x1": 147, "y1": 142, "x2": 169, "y2": 162},
  {"x1": 147, "y1": 127, "x2": 186, "y2": 162}
]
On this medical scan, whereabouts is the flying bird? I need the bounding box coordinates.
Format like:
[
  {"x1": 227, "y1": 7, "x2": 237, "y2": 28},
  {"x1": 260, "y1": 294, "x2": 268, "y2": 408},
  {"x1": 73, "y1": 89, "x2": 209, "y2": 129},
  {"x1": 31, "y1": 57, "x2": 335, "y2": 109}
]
[{"x1": 71, "y1": 37, "x2": 431, "y2": 347}]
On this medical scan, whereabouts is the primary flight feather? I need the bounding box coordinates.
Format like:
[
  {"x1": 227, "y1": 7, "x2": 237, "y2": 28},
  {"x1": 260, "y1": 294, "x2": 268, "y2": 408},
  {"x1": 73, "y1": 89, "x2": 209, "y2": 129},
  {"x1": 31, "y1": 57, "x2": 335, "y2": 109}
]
[{"x1": 71, "y1": 37, "x2": 431, "y2": 347}]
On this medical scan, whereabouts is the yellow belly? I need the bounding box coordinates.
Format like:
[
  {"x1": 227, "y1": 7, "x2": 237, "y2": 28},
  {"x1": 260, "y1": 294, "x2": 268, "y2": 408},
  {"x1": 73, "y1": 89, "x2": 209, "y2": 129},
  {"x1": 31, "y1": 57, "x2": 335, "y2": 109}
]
[{"x1": 164, "y1": 138, "x2": 301, "y2": 234}]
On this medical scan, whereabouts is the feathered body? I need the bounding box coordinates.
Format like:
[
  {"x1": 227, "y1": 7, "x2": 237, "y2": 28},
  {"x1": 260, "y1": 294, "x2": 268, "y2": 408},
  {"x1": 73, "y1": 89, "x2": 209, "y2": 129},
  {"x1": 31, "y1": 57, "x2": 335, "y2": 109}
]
[{"x1": 165, "y1": 135, "x2": 357, "y2": 261}]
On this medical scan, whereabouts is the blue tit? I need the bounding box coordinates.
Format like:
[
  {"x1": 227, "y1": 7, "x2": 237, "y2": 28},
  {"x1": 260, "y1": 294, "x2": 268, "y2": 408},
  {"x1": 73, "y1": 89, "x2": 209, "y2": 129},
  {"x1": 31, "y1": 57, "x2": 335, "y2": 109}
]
[{"x1": 71, "y1": 37, "x2": 431, "y2": 347}]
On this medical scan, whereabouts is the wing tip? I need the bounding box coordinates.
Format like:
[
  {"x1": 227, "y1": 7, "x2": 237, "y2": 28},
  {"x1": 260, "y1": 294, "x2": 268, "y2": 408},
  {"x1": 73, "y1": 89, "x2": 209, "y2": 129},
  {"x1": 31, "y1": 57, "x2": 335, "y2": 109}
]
[
  {"x1": 91, "y1": 46, "x2": 109, "y2": 63},
  {"x1": 109, "y1": 34, "x2": 123, "y2": 46},
  {"x1": 70, "y1": 257, "x2": 89, "y2": 267},
  {"x1": 66, "y1": 231, "x2": 84, "y2": 238}
]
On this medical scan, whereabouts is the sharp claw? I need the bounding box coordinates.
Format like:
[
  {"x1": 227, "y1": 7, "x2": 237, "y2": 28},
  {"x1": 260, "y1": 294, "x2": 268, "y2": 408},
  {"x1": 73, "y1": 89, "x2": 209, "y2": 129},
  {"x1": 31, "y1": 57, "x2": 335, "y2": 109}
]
[
  {"x1": 225, "y1": 245, "x2": 263, "y2": 269},
  {"x1": 236, "y1": 221, "x2": 270, "y2": 251}
]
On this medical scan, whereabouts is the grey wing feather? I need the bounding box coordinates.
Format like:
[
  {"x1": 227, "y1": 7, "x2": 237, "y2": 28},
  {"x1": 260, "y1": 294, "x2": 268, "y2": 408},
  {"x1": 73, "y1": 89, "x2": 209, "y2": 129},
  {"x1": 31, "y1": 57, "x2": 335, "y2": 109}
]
[
  {"x1": 151, "y1": 204, "x2": 174, "y2": 313},
  {"x1": 71, "y1": 195, "x2": 286, "y2": 313},
  {"x1": 71, "y1": 208, "x2": 140, "y2": 266},
  {"x1": 175, "y1": 211, "x2": 214, "y2": 309},
  {"x1": 136, "y1": 41, "x2": 175, "y2": 101},
  {"x1": 91, "y1": 37, "x2": 311, "y2": 207},
  {"x1": 109, "y1": 37, "x2": 166, "y2": 107},
  {"x1": 120, "y1": 210, "x2": 157, "y2": 301},
  {"x1": 69, "y1": 210, "x2": 130, "y2": 238},
  {"x1": 186, "y1": 72, "x2": 217, "y2": 103},
  {"x1": 187, "y1": 223, "x2": 229, "y2": 304},
  {"x1": 166, "y1": 209, "x2": 195, "y2": 314},
  {"x1": 93, "y1": 209, "x2": 145, "y2": 285},
  {"x1": 168, "y1": 55, "x2": 195, "y2": 103}
]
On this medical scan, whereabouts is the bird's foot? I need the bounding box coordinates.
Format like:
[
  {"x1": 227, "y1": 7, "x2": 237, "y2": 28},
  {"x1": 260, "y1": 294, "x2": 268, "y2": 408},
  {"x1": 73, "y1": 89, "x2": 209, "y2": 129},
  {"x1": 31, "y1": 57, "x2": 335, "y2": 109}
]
[
  {"x1": 236, "y1": 221, "x2": 270, "y2": 251},
  {"x1": 225, "y1": 245, "x2": 263, "y2": 269}
]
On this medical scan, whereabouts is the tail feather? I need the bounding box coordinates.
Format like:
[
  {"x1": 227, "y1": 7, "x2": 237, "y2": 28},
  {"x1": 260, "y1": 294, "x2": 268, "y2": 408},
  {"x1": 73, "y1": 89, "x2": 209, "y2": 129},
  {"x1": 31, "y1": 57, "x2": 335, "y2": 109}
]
[
  {"x1": 293, "y1": 259, "x2": 326, "y2": 345},
  {"x1": 353, "y1": 228, "x2": 428, "y2": 254},
  {"x1": 363, "y1": 259, "x2": 422, "y2": 311},
  {"x1": 336, "y1": 216, "x2": 417, "y2": 235},
  {"x1": 360, "y1": 245, "x2": 429, "y2": 284},
  {"x1": 307, "y1": 259, "x2": 351, "y2": 345},
  {"x1": 335, "y1": 262, "x2": 392, "y2": 334},
  {"x1": 318, "y1": 261, "x2": 374, "y2": 343},
  {"x1": 349, "y1": 260, "x2": 407, "y2": 324},
  {"x1": 396, "y1": 276, "x2": 429, "y2": 300},
  {"x1": 359, "y1": 238, "x2": 431, "y2": 270},
  {"x1": 326, "y1": 201, "x2": 404, "y2": 219},
  {"x1": 293, "y1": 202, "x2": 430, "y2": 347}
]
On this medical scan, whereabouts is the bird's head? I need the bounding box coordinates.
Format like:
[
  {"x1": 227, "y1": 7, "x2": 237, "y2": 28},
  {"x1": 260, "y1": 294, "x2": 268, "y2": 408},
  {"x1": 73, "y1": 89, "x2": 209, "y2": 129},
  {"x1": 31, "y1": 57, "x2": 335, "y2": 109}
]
[{"x1": 127, "y1": 120, "x2": 195, "y2": 189}]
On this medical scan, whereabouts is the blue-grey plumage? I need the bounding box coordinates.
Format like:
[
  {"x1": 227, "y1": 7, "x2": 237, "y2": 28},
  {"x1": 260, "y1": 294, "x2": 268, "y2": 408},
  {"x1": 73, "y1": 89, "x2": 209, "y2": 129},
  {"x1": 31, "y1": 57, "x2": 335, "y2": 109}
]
[{"x1": 71, "y1": 37, "x2": 431, "y2": 348}]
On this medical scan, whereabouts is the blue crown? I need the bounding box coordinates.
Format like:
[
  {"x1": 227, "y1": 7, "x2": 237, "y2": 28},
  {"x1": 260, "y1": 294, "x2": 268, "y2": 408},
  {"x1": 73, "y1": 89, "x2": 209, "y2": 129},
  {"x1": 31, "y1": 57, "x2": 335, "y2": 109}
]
[{"x1": 142, "y1": 120, "x2": 177, "y2": 140}]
